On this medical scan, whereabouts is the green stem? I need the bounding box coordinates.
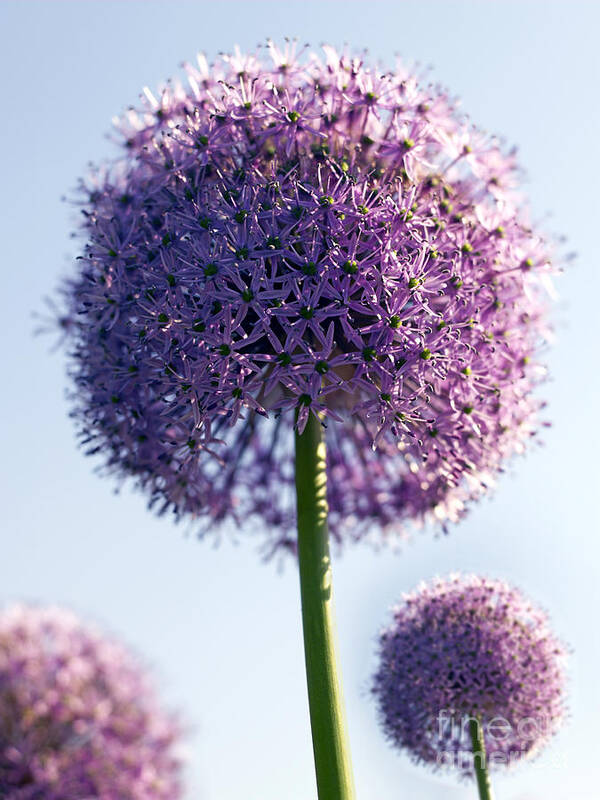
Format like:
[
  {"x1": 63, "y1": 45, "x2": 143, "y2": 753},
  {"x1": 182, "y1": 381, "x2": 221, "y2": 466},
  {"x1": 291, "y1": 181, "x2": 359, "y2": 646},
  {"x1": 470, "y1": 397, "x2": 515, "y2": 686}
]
[
  {"x1": 469, "y1": 717, "x2": 494, "y2": 800},
  {"x1": 294, "y1": 411, "x2": 356, "y2": 800}
]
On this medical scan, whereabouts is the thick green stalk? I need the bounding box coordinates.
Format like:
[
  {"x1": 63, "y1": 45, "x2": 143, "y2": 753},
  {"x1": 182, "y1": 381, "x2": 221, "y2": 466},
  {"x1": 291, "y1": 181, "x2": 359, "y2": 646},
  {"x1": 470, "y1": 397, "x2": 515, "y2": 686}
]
[
  {"x1": 469, "y1": 717, "x2": 494, "y2": 800},
  {"x1": 294, "y1": 411, "x2": 356, "y2": 800}
]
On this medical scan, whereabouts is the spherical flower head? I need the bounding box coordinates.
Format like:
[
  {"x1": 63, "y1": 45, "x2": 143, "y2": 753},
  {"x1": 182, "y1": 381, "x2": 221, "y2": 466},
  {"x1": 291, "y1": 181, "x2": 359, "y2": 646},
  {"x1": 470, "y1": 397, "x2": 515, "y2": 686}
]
[
  {"x1": 0, "y1": 605, "x2": 183, "y2": 799},
  {"x1": 372, "y1": 574, "x2": 568, "y2": 776},
  {"x1": 58, "y1": 41, "x2": 556, "y2": 552}
]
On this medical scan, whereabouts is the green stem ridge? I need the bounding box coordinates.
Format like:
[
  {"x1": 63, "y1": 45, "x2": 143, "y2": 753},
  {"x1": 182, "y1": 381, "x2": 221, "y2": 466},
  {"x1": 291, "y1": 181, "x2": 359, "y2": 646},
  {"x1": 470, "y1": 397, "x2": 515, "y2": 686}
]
[
  {"x1": 469, "y1": 717, "x2": 494, "y2": 800},
  {"x1": 294, "y1": 411, "x2": 356, "y2": 800}
]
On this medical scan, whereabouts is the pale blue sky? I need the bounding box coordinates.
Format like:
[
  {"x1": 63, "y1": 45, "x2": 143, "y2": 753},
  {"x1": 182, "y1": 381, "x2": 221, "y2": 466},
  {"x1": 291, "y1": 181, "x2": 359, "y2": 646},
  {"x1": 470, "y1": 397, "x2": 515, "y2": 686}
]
[{"x1": 1, "y1": 2, "x2": 599, "y2": 799}]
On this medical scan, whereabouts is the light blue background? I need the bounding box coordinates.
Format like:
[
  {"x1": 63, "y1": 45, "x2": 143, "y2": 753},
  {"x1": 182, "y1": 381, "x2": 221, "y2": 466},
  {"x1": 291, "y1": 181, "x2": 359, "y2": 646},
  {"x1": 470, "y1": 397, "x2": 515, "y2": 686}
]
[{"x1": 1, "y1": 2, "x2": 599, "y2": 798}]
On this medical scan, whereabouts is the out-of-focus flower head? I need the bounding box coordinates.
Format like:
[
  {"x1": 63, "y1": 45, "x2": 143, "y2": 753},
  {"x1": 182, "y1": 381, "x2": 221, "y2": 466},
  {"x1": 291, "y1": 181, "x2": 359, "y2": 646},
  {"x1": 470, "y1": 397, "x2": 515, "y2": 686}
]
[
  {"x1": 57, "y1": 41, "x2": 557, "y2": 553},
  {"x1": 372, "y1": 574, "x2": 568, "y2": 775},
  {"x1": 0, "y1": 604, "x2": 183, "y2": 799}
]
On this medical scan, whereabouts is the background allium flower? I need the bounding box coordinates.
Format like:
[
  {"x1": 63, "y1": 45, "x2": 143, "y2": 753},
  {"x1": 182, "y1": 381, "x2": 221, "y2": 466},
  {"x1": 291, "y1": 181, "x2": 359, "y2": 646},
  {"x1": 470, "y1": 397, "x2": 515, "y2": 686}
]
[
  {"x1": 59, "y1": 42, "x2": 556, "y2": 551},
  {"x1": 372, "y1": 574, "x2": 567, "y2": 775},
  {"x1": 0, "y1": 605, "x2": 183, "y2": 799}
]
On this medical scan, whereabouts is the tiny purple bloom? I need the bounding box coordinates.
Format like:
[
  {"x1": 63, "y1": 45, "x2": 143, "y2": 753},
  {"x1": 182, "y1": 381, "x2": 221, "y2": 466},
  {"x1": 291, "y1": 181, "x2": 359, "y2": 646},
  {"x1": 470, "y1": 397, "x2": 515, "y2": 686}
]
[
  {"x1": 372, "y1": 574, "x2": 568, "y2": 776},
  {"x1": 56, "y1": 43, "x2": 557, "y2": 553},
  {"x1": 0, "y1": 605, "x2": 184, "y2": 799}
]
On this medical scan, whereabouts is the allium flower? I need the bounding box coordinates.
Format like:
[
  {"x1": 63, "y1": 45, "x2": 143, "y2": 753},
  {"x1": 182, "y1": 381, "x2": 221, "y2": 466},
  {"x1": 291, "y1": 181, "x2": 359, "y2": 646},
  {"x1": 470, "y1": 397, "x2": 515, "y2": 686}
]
[
  {"x1": 372, "y1": 574, "x2": 567, "y2": 776},
  {"x1": 58, "y1": 42, "x2": 556, "y2": 551},
  {"x1": 0, "y1": 605, "x2": 183, "y2": 799}
]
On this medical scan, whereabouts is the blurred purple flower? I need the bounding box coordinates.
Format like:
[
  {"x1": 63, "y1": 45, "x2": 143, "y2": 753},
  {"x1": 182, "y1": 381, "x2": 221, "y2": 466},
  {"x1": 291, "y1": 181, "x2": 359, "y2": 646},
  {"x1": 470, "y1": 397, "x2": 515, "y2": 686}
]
[
  {"x1": 372, "y1": 574, "x2": 567, "y2": 776},
  {"x1": 0, "y1": 605, "x2": 183, "y2": 799},
  {"x1": 57, "y1": 42, "x2": 557, "y2": 552}
]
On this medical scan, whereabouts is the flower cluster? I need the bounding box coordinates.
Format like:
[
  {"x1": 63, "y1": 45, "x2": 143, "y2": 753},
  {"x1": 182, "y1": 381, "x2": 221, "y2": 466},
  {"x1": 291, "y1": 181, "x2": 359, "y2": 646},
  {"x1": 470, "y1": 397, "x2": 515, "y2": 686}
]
[
  {"x1": 59, "y1": 42, "x2": 555, "y2": 551},
  {"x1": 0, "y1": 605, "x2": 183, "y2": 799},
  {"x1": 372, "y1": 574, "x2": 567, "y2": 775}
]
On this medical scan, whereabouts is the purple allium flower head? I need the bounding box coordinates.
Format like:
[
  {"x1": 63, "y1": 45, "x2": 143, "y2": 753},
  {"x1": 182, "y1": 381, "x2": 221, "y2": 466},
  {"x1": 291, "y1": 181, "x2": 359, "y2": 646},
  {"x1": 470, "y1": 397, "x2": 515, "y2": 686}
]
[
  {"x1": 372, "y1": 574, "x2": 568, "y2": 776},
  {"x1": 58, "y1": 42, "x2": 556, "y2": 552},
  {"x1": 0, "y1": 605, "x2": 183, "y2": 799}
]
